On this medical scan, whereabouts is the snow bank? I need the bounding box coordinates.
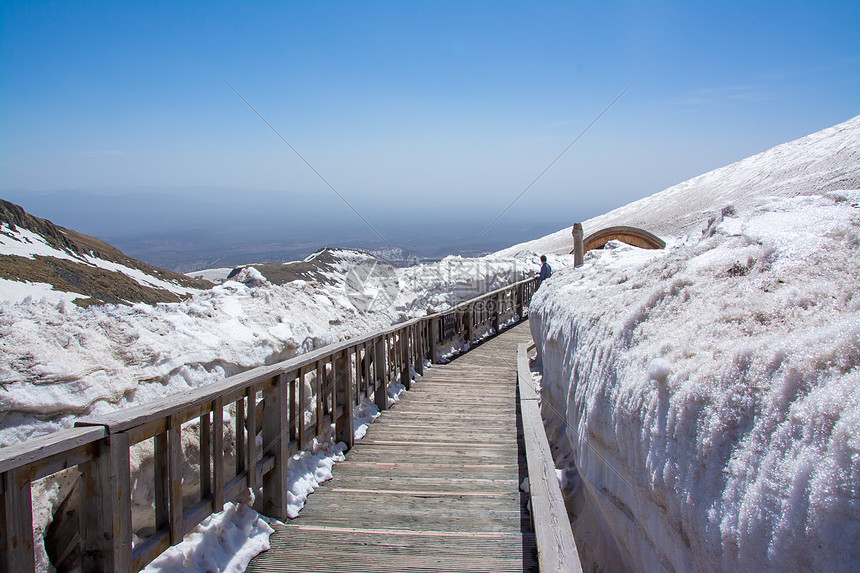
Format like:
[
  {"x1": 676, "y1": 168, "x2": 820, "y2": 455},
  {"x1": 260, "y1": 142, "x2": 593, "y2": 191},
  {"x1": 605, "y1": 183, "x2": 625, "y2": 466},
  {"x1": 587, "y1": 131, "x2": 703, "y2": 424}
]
[
  {"x1": 499, "y1": 115, "x2": 860, "y2": 258},
  {"x1": 0, "y1": 252, "x2": 523, "y2": 446},
  {"x1": 529, "y1": 118, "x2": 859, "y2": 571},
  {"x1": 141, "y1": 502, "x2": 275, "y2": 573}
]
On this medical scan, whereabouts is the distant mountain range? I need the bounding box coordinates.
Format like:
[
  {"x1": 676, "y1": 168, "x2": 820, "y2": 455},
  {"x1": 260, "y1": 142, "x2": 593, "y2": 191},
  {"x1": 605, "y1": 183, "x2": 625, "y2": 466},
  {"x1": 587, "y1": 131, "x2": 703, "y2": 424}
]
[
  {"x1": 0, "y1": 199, "x2": 405, "y2": 306},
  {"x1": 0, "y1": 187, "x2": 573, "y2": 272}
]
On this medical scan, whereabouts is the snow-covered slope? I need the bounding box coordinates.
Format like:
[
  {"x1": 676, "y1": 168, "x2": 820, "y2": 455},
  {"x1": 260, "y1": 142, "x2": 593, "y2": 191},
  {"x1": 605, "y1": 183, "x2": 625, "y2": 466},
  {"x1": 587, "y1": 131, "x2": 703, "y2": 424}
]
[
  {"x1": 527, "y1": 115, "x2": 860, "y2": 571},
  {"x1": 498, "y1": 115, "x2": 859, "y2": 258}
]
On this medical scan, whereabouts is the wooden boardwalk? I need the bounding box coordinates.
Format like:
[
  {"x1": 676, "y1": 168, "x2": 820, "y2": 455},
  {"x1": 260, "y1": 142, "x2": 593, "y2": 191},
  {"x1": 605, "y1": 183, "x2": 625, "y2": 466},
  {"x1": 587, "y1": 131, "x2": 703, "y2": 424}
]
[{"x1": 247, "y1": 321, "x2": 537, "y2": 572}]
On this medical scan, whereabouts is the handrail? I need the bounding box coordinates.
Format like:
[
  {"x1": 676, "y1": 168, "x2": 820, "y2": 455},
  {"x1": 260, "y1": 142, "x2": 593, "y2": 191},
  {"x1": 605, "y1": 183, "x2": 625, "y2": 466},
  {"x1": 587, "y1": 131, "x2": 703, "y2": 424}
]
[
  {"x1": 517, "y1": 341, "x2": 582, "y2": 572},
  {"x1": 1, "y1": 276, "x2": 539, "y2": 572}
]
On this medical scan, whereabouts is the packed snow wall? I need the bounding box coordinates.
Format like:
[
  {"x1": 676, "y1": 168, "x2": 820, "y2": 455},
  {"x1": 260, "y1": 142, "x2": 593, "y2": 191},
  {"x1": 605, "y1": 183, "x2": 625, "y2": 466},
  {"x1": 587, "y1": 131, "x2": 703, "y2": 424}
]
[{"x1": 528, "y1": 121, "x2": 860, "y2": 572}]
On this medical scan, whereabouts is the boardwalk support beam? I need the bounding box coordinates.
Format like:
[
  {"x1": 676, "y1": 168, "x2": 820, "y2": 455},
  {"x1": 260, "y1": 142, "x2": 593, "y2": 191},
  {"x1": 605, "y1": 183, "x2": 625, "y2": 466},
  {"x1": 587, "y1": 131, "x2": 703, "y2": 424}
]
[
  {"x1": 518, "y1": 342, "x2": 582, "y2": 572},
  {"x1": 260, "y1": 373, "x2": 289, "y2": 520}
]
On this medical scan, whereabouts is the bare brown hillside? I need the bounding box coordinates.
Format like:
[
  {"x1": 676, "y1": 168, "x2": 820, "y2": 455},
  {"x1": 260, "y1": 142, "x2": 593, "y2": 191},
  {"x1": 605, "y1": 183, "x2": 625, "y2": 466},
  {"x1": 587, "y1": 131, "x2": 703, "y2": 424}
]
[{"x1": 0, "y1": 199, "x2": 212, "y2": 306}]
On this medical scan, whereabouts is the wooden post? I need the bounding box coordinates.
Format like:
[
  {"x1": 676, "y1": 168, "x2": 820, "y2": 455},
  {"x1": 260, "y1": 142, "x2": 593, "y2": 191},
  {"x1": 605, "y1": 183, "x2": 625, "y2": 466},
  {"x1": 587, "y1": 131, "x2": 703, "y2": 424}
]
[
  {"x1": 429, "y1": 316, "x2": 438, "y2": 364},
  {"x1": 493, "y1": 295, "x2": 501, "y2": 333},
  {"x1": 335, "y1": 350, "x2": 355, "y2": 448},
  {"x1": 1, "y1": 468, "x2": 34, "y2": 571},
  {"x1": 573, "y1": 222, "x2": 584, "y2": 266},
  {"x1": 374, "y1": 336, "x2": 388, "y2": 411},
  {"x1": 80, "y1": 432, "x2": 131, "y2": 572},
  {"x1": 260, "y1": 373, "x2": 289, "y2": 519}
]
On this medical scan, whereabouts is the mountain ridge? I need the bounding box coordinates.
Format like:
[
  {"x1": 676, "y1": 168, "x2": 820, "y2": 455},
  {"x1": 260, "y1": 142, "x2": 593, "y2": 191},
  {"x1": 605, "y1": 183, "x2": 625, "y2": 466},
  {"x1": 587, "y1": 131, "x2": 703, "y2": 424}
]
[{"x1": 0, "y1": 199, "x2": 212, "y2": 306}]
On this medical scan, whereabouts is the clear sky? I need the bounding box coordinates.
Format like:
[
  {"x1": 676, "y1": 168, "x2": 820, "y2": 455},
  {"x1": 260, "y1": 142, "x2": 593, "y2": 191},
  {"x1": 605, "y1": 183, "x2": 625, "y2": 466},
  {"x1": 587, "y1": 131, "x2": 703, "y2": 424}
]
[{"x1": 1, "y1": 1, "x2": 858, "y2": 233}]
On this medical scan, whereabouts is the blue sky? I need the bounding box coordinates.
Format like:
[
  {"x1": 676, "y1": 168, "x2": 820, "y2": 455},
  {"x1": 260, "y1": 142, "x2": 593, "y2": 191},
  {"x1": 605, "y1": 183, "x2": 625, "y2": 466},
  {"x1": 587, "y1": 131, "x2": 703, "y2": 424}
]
[{"x1": 1, "y1": 1, "x2": 858, "y2": 235}]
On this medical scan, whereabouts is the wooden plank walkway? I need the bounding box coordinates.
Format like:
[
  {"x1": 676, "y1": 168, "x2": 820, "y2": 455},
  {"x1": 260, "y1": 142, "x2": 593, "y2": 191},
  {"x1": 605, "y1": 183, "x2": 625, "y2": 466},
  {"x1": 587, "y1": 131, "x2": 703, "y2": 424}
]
[{"x1": 247, "y1": 321, "x2": 537, "y2": 573}]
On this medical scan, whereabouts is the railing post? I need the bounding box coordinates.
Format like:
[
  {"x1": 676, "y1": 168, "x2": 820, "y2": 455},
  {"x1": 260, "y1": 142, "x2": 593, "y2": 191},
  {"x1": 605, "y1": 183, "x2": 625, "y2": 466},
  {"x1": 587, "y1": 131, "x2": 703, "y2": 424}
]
[
  {"x1": 493, "y1": 294, "x2": 501, "y2": 333},
  {"x1": 335, "y1": 350, "x2": 355, "y2": 448},
  {"x1": 260, "y1": 373, "x2": 290, "y2": 519},
  {"x1": 374, "y1": 336, "x2": 388, "y2": 411},
  {"x1": 1, "y1": 467, "x2": 34, "y2": 571},
  {"x1": 80, "y1": 431, "x2": 131, "y2": 572},
  {"x1": 573, "y1": 222, "x2": 584, "y2": 266}
]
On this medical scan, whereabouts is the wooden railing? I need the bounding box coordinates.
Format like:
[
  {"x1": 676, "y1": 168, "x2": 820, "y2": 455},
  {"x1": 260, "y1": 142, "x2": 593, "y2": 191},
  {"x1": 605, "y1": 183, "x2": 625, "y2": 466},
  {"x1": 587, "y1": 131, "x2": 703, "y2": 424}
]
[
  {"x1": 0, "y1": 276, "x2": 538, "y2": 571},
  {"x1": 517, "y1": 340, "x2": 582, "y2": 571}
]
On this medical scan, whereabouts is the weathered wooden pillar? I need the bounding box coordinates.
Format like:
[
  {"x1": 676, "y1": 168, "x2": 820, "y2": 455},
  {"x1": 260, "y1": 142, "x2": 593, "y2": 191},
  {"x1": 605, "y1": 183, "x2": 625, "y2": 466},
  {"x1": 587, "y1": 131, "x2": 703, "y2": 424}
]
[
  {"x1": 1, "y1": 468, "x2": 35, "y2": 571},
  {"x1": 260, "y1": 373, "x2": 290, "y2": 519},
  {"x1": 335, "y1": 350, "x2": 355, "y2": 448},
  {"x1": 374, "y1": 336, "x2": 388, "y2": 411},
  {"x1": 429, "y1": 316, "x2": 439, "y2": 364},
  {"x1": 573, "y1": 222, "x2": 584, "y2": 266},
  {"x1": 80, "y1": 432, "x2": 131, "y2": 572},
  {"x1": 493, "y1": 294, "x2": 501, "y2": 333}
]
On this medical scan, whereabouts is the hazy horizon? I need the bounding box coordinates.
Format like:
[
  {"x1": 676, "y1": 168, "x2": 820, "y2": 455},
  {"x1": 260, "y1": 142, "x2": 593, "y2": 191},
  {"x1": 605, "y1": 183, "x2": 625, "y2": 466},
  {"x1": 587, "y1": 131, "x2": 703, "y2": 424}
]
[{"x1": 2, "y1": 185, "x2": 583, "y2": 272}]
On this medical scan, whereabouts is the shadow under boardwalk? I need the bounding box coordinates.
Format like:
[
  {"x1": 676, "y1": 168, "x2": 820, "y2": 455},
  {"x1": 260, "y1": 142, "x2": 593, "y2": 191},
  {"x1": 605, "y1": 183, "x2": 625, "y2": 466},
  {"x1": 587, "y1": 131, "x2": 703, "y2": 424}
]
[{"x1": 247, "y1": 320, "x2": 538, "y2": 573}]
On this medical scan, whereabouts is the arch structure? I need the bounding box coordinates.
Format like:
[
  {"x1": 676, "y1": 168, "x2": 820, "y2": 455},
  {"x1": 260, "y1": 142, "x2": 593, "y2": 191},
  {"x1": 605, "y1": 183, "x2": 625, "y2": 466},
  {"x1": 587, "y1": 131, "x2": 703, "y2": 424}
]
[{"x1": 573, "y1": 225, "x2": 666, "y2": 254}]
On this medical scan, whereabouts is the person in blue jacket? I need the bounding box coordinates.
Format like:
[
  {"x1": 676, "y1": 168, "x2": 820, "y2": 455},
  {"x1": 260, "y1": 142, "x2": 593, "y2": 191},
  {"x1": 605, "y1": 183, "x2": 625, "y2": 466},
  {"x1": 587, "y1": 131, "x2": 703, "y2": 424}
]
[{"x1": 538, "y1": 255, "x2": 552, "y2": 286}]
